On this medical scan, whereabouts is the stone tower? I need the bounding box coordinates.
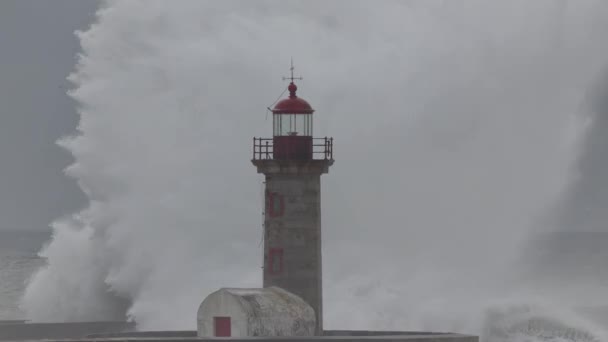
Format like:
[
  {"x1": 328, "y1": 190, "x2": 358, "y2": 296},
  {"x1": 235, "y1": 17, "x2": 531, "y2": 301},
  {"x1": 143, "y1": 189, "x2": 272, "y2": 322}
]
[{"x1": 252, "y1": 65, "x2": 333, "y2": 334}]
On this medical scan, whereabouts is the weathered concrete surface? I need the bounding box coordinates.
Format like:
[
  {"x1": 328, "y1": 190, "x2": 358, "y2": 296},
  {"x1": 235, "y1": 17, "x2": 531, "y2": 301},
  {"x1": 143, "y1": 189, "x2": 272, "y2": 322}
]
[
  {"x1": 88, "y1": 330, "x2": 476, "y2": 340},
  {"x1": 9, "y1": 334, "x2": 478, "y2": 342},
  {"x1": 252, "y1": 160, "x2": 333, "y2": 176},
  {"x1": 0, "y1": 321, "x2": 134, "y2": 340},
  {"x1": 323, "y1": 331, "x2": 457, "y2": 336},
  {"x1": 87, "y1": 331, "x2": 197, "y2": 338},
  {"x1": 76, "y1": 330, "x2": 478, "y2": 342},
  {"x1": 253, "y1": 159, "x2": 332, "y2": 335},
  {"x1": 197, "y1": 287, "x2": 315, "y2": 337}
]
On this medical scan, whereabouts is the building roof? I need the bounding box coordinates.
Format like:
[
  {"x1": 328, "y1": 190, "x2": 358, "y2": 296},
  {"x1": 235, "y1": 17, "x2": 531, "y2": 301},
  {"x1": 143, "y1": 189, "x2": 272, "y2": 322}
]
[
  {"x1": 222, "y1": 287, "x2": 314, "y2": 321},
  {"x1": 272, "y1": 82, "x2": 314, "y2": 114}
]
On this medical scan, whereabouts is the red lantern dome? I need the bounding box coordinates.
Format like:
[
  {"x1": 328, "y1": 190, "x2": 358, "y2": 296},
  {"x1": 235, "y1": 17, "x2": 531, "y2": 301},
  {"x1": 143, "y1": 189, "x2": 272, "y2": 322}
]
[{"x1": 272, "y1": 82, "x2": 314, "y2": 114}]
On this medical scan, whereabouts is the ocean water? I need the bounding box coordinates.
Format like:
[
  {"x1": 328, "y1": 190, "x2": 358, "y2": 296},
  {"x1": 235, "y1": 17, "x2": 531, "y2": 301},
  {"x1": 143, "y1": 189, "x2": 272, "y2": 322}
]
[{"x1": 0, "y1": 231, "x2": 49, "y2": 320}]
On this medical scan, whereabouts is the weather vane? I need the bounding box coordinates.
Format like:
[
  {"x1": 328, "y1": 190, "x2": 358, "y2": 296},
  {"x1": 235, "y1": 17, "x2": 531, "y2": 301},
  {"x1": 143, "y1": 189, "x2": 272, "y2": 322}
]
[{"x1": 282, "y1": 58, "x2": 303, "y2": 83}]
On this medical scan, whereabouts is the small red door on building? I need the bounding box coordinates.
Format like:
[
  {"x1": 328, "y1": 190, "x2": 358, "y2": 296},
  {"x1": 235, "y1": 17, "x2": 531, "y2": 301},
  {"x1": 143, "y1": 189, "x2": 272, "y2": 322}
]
[{"x1": 214, "y1": 316, "x2": 231, "y2": 337}]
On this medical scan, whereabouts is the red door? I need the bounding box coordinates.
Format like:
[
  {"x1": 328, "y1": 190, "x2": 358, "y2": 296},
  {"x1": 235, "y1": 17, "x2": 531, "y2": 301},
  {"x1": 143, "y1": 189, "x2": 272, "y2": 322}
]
[{"x1": 214, "y1": 316, "x2": 231, "y2": 337}]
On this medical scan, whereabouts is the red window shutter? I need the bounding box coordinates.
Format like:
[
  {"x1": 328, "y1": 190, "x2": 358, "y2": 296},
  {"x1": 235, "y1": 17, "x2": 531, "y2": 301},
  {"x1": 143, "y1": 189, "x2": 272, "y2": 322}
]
[
  {"x1": 266, "y1": 191, "x2": 285, "y2": 217},
  {"x1": 268, "y1": 248, "x2": 284, "y2": 275},
  {"x1": 214, "y1": 316, "x2": 231, "y2": 337}
]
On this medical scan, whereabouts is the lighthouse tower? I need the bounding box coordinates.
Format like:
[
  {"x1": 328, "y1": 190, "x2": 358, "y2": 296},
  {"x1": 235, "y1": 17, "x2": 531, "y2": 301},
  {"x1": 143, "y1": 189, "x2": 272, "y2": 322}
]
[{"x1": 252, "y1": 65, "x2": 333, "y2": 334}]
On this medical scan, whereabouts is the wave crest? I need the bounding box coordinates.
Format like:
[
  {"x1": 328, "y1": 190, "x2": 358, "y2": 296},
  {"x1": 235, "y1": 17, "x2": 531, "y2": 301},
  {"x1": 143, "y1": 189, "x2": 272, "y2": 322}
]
[{"x1": 482, "y1": 303, "x2": 606, "y2": 342}]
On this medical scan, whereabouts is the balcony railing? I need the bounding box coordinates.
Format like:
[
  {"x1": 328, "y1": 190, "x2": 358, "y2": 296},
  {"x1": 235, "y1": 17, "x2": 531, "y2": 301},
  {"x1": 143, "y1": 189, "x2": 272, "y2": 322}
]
[{"x1": 253, "y1": 137, "x2": 333, "y2": 161}]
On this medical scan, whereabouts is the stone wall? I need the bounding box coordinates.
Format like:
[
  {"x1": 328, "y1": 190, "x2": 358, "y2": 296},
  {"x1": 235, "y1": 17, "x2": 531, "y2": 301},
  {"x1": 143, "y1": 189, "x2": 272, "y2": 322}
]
[{"x1": 0, "y1": 321, "x2": 134, "y2": 340}]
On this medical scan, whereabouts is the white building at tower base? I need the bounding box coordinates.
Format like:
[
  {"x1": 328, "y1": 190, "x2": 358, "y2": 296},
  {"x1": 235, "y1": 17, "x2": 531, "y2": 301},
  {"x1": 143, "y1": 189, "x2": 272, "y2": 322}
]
[{"x1": 197, "y1": 287, "x2": 316, "y2": 337}]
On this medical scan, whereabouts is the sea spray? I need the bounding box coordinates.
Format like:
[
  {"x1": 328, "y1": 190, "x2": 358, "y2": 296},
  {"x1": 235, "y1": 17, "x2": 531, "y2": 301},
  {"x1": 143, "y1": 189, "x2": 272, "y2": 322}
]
[
  {"x1": 21, "y1": 0, "x2": 608, "y2": 336},
  {"x1": 480, "y1": 301, "x2": 607, "y2": 342}
]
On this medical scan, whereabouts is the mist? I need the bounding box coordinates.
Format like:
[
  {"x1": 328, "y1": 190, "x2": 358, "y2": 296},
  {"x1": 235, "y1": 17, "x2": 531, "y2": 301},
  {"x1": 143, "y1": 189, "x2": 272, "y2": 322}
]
[
  {"x1": 552, "y1": 69, "x2": 608, "y2": 233},
  {"x1": 21, "y1": 0, "x2": 608, "y2": 337}
]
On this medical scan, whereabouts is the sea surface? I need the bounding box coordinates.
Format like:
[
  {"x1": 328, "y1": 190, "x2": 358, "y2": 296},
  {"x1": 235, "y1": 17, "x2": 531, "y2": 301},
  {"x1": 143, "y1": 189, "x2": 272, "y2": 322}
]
[{"x1": 0, "y1": 231, "x2": 50, "y2": 320}]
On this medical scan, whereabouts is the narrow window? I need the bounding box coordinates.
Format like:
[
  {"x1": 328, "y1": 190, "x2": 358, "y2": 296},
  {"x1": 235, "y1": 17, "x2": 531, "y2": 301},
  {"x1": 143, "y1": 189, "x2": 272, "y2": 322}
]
[
  {"x1": 273, "y1": 114, "x2": 279, "y2": 136},
  {"x1": 266, "y1": 191, "x2": 284, "y2": 217},
  {"x1": 268, "y1": 248, "x2": 284, "y2": 274},
  {"x1": 280, "y1": 115, "x2": 290, "y2": 136}
]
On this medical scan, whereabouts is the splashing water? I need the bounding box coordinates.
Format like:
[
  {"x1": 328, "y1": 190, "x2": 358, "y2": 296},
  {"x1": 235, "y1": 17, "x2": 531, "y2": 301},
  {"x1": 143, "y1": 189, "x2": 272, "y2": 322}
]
[
  {"x1": 21, "y1": 0, "x2": 608, "y2": 340},
  {"x1": 482, "y1": 300, "x2": 608, "y2": 342}
]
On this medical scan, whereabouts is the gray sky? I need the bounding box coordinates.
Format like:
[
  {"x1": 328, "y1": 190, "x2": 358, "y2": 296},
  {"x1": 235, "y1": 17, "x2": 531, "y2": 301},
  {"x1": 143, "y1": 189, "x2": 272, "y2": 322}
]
[{"x1": 0, "y1": 0, "x2": 96, "y2": 231}]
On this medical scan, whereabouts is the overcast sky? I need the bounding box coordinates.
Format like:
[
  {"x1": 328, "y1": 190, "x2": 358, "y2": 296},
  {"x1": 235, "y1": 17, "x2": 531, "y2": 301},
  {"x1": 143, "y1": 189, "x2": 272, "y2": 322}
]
[{"x1": 0, "y1": 0, "x2": 96, "y2": 231}]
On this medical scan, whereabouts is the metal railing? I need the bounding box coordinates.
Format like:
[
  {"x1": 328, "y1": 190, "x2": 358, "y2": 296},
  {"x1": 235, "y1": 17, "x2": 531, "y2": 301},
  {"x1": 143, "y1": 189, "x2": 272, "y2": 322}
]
[{"x1": 253, "y1": 137, "x2": 333, "y2": 161}]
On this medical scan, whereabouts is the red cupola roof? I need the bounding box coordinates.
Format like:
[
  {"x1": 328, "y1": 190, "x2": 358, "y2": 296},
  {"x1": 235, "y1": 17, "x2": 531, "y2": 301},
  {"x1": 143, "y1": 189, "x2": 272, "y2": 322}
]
[{"x1": 272, "y1": 82, "x2": 314, "y2": 114}]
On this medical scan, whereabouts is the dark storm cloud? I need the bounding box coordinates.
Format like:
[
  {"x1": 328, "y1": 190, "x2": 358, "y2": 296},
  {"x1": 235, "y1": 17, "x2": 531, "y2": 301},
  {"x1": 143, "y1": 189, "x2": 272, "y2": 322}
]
[{"x1": 0, "y1": 0, "x2": 96, "y2": 230}]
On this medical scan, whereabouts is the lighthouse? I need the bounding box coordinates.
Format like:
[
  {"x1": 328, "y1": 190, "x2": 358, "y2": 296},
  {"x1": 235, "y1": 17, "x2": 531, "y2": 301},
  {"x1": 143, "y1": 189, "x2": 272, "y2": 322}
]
[{"x1": 252, "y1": 64, "x2": 333, "y2": 334}]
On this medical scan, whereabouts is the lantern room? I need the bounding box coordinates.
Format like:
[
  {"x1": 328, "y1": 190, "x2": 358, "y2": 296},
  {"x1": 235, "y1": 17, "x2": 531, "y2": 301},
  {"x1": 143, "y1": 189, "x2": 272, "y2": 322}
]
[
  {"x1": 273, "y1": 82, "x2": 314, "y2": 136},
  {"x1": 253, "y1": 64, "x2": 333, "y2": 162},
  {"x1": 272, "y1": 82, "x2": 314, "y2": 160}
]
